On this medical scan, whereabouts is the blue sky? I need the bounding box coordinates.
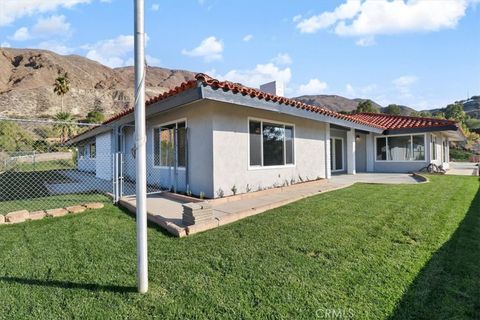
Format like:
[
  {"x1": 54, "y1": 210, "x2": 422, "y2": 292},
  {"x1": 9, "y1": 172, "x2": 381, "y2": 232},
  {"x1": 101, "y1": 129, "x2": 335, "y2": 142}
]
[{"x1": 0, "y1": 0, "x2": 479, "y2": 110}]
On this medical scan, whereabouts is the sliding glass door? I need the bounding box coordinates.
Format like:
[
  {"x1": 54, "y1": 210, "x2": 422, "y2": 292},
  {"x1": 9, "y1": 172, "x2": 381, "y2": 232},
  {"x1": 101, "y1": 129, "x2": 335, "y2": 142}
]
[{"x1": 330, "y1": 137, "x2": 344, "y2": 172}]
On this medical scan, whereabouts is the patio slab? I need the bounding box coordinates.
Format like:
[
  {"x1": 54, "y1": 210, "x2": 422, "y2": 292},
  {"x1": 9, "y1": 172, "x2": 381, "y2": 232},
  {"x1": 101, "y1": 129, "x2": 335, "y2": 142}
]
[{"x1": 118, "y1": 173, "x2": 420, "y2": 237}]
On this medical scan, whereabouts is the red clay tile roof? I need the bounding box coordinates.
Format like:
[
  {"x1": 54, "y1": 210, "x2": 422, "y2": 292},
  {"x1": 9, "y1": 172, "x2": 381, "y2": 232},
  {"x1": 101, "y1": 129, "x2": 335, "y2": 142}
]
[
  {"x1": 69, "y1": 73, "x2": 461, "y2": 142},
  {"x1": 349, "y1": 112, "x2": 458, "y2": 130},
  {"x1": 100, "y1": 73, "x2": 383, "y2": 129}
]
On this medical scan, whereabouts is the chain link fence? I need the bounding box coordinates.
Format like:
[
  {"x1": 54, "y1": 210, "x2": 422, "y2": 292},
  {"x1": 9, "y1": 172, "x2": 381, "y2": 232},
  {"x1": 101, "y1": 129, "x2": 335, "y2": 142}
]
[{"x1": 0, "y1": 118, "x2": 189, "y2": 217}]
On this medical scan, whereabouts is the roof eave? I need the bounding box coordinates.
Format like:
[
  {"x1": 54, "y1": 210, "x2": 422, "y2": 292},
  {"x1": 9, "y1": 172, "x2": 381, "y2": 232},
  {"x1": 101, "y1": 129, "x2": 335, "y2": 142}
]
[
  {"x1": 383, "y1": 124, "x2": 466, "y2": 141},
  {"x1": 201, "y1": 85, "x2": 384, "y2": 133}
]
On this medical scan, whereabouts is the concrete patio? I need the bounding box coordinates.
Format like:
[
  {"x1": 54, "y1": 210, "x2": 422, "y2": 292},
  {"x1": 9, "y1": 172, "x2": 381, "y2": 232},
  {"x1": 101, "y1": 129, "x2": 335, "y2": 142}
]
[{"x1": 118, "y1": 173, "x2": 421, "y2": 237}]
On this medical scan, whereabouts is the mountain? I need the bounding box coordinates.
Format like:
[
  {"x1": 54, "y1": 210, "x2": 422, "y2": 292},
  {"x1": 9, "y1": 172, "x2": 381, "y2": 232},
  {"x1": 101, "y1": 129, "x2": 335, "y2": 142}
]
[
  {"x1": 293, "y1": 94, "x2": 381, "y2": 113},
  {"x1": 428, "y1": 96, "x2": 480, "y2": 119},
  {"x1": 1, "y1": 48, "x2": 478, "y2": 122},
  {"x1": 0, "y1": 48, "x2": 195, "y2": 119},
  {"x1": 293, "y1": 94, "x2": 418, "y2": 115}
]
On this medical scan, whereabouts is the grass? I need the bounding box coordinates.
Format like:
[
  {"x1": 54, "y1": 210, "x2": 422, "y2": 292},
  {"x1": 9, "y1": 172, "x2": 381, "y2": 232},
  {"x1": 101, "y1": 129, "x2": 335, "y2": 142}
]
[
  {"x1": 0, "y1": 160, "x2": 110, "y2": 214},
  {"x1": 0, "y1": 175, "x2": 478, "y2": 319},
  {"x1": 11, "y1": 159, "x2": 76, "y2": 172}
]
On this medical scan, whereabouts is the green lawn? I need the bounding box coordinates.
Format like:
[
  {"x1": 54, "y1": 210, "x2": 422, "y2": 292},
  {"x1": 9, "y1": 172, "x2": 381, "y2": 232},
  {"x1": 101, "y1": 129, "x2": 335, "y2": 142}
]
[{"x1": 0, "y1": 175, "x2": 478, "y2": 319}]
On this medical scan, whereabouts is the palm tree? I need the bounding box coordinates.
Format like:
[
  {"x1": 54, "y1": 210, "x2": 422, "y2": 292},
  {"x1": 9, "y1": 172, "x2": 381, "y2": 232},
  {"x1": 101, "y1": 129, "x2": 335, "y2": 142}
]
[
  {"x1": 53, "y1": 72, "x2": 71, "y2": 112},
  {"x1": 53, "y1": 112, "x2": 77, "y2": 143}
]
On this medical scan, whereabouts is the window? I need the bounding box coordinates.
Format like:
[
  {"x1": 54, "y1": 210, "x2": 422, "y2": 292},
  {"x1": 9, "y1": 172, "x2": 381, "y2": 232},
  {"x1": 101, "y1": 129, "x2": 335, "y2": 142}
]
[
  {"x1": 153, "y1": 121, "x2": 186, "y2": 167},
  {"x1": 249, "y1": 119, "x2": 294, "y2": 167},
  {"x1": 443, "y1": 139, "x2": 448, "y2": 163},
  {"x1": 375, "y1": 134, "x2": 425, "y2": 161},
  {"x1": 388, "y1": 136, "x2": 411, "y2": 161},
  {"x1": 431, "y1": 135, "x2": 437, "y2": 160},
  {"x1": 89, "y1": 143, "x2": 96, "y2": 159},
  {"x1": 376, "y1": 137, "x2": 387, "y2": 160},
  {"x1": 78, "y1": 146, "x2": 85, "y2": 159},
  {"x1": 412, "y1": 135, "x2": 425, "y2": 160}
]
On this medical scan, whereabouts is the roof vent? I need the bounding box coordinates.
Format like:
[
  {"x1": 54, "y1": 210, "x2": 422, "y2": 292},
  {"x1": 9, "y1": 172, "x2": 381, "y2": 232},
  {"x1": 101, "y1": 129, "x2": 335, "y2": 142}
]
[{"x1": 260, "y1": 81, "x2": 284, "y2": 97}]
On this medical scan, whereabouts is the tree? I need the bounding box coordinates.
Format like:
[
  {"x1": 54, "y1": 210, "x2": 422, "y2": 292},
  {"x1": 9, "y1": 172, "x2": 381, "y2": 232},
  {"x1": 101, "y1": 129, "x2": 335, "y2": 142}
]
[
  {"x1": 444, "y1": 103, "x2": 466, "y2": 123},
  {"x1": 53, "y1": 72, "x2": 71, "y2": 112},
  {"x1": 53, "y1": 112, "x2": 77, "y2": 143},
  {"x1": 356, "y1": 100, "x2": 380, "y2": 114},
  {"x1": 0, "y1": 121, "x2": 33, "y2": 151},
  {"x1": 85, "y1": 111, "x2": 105, "y2": 124},
  {"x1": 384, "y1": 104, "x2": 402, "y2": 115}
]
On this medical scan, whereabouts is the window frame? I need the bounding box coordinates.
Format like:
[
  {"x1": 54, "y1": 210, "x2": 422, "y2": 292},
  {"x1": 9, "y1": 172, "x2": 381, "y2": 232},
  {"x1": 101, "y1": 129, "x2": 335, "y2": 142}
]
[
  {"x1": 330, "y1": 136, "x2": 345, "y2": 172},
  {"x1": 431, "y1": 134, "x2": 437, "y2": 161},
  {"x1": 152, "y1": 118, "x2": 187, "y2": 170},
  {"x1": 247, "y1": 117, "x2": 296, "y2": 170},
  {"x1": 374, "y1": 133, "x2": 426, "y2": 162},
  {"x1": 89, "y1": 143, "x2": 96, "y2": 159}
]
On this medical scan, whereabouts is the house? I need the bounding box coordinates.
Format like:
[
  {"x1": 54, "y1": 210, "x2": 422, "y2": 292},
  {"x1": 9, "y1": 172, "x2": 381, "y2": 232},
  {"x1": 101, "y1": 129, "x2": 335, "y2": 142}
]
[{"x1": 68, "y1": 73, "x2": 465, "y2": 198}]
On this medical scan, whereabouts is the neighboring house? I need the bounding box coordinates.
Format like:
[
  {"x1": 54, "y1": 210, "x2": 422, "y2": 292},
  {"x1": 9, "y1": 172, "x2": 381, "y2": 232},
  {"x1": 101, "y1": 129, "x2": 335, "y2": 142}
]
[{"x1": 68, "y1": 73, "x2": 465, "y2": 198}]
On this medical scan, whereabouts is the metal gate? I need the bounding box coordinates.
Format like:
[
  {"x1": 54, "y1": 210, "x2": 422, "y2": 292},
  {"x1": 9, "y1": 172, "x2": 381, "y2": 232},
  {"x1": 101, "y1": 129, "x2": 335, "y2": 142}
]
[{"x1": 111, "y1": 126, "x2": 188, "y2": 203}]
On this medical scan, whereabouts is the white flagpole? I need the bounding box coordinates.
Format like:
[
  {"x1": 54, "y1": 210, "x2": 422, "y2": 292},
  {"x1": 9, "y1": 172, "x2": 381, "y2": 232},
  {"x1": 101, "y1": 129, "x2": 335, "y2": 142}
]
[{"x1": 134, "y1": 0, "x2": 148, "y2": 294}]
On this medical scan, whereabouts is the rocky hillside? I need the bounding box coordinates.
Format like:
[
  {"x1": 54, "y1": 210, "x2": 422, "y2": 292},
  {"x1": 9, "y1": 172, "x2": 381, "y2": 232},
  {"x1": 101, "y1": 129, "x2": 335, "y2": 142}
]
[
  {"x1": 1, "y1": 48, "x2": 478, "y2": 121},
  {"x1": 293, "y1": 94, "x2": 418, "y2": 115},
  {"x1": 0, "y1": 48, "x2": 195, "y2": 118}
]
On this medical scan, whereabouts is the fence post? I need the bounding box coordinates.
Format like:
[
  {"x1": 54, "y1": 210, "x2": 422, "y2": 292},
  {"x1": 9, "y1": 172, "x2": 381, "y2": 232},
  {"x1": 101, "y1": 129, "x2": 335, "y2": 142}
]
[{"x1": 119, "y1": 152, "x2": 123, "y2": 198}]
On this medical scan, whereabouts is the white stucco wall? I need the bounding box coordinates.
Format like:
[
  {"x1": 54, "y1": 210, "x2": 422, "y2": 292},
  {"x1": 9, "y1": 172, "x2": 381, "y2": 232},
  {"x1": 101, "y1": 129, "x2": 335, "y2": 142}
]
[
  {"x1": 95, "y1": 131, "x2": 114, "y2": 180},
  {"x1": 122, "y1": 102, "x2": 215, "y2": 197},
  {"x1": 211, "y1": 102, "x2": 327, "y2": 197},
  {"x1": 77, "y1": 141, "x2": 95, "y2": 173}
]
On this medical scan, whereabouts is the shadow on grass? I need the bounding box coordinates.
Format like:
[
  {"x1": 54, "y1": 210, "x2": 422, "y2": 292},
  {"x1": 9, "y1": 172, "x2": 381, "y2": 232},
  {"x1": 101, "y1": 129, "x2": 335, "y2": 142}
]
[
  {"x1": 0, "y1": 170, "x2": 73, "y2": 201},
  {"x1": 390, "y1": 183, "x2": 480, "y2": 320},
  {"x1": 0, "y1": 276, "x2": 136, "y2": 294}
]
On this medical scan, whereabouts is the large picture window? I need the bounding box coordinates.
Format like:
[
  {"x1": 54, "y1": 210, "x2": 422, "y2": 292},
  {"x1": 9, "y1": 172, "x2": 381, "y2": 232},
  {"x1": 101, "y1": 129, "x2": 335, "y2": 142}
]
[
  {"x1": 249, "y1": 119, "x2": 294, "y2": 167},
  {"x1": 153, "y1": 121, "x2": 186, "y2": 168},
  {"x1": 375, "y1": 134, "x2": 425, "y2": 161}
]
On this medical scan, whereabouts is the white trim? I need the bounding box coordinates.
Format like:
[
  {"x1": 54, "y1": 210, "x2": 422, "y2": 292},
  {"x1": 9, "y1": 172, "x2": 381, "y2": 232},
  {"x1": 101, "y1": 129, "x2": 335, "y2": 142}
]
[
  {"x1": 151, "y1": 118, "x2": 187, "y2": 169},
  {"x1": 374, "y1": 133, "x2": 427, "y2": 162},
  {"x1": 247, "y1": 117, "x2": 296, "y2": 170},
  {"x1": 330, "y1": 136, "x2": 345, "y2": 172}
]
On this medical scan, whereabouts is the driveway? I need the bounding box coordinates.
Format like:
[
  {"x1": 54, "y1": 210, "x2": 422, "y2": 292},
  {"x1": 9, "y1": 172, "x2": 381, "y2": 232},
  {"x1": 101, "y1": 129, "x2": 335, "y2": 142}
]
[
  {"x1": 330, "y1": 173, "x2": 420, "y2": 185},
  {"x1": 447, "y1": 162, "x2": 479, "y2": 176}
]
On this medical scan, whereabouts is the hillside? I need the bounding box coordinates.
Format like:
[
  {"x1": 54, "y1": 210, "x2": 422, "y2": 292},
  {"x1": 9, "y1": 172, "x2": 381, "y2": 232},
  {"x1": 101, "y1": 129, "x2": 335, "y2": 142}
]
[
  {"x1": 293, "y1": 94, "x2": 417, "y2": 115},
  {"x1": 1, "y1": 48, "x2": 478, "y2": 122},
  {"x1": 0, "y1": 48, "x2": 195, "y2": 118},
  {"x1": 428, "y1": 96, "x2": 480, "y2": 119}
]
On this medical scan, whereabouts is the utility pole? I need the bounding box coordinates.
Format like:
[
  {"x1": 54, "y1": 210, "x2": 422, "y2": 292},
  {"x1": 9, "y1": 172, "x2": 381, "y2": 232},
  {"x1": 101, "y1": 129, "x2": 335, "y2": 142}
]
[{"x1": 134, "y1": 0, "x2": 148, "y2": 294}]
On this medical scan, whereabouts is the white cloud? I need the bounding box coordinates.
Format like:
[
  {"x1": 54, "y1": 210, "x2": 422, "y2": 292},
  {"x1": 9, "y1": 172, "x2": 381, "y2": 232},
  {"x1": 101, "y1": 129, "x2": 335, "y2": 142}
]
[
  {"x1": 181, "y1": 36, "x2": 223, "y2": 62},
  {"x1": 1, "y1": 41, "x2": 11, "y2": 48},
  {"x1": 292, "y1": 14, "x2": 302, "y2": 23},
  {"x1": 344, "y1": 83, "x2": 377, "y2": 98},
  {"x1": 393, "y1": 75, "x2": 417, "y2": 88},
  {"x1": 146, "y1": 54, "x2": 161, "y2": 67},
  {"x1": 0, "y1": 0, "x2": 91, "y2": 26},
  {"x1": 355, "y1": 36, "x2": 375, "y2": 47},
  {"x1": 151, "y1": 3, "x2": 160, "y2": 11},
  {"x1": 297, "y1": 0, "x2": 476, "y2": 44},
  {"x1": 37, "y1": 40, "x2": 74, "y2": 55},
  {"x1": 271, "y1": 53, "x2": 292, "y2": 66},
  {"x1": 297, "y1": 0, "x2": 361, "y2": 33},
  {"x1": 242, "y1": 34, "x2": 253, "y2": 42},
  {"x1": 209, "y1": 61, "x2": 291, "y2": 89},
  {"x1": 10, "y1": 27, "x2": 31, "y2": 41},
  {"x1": 32, "y1": 15, "x2": 71, "y2": 37},
  {"x1": 9, "y1": 15, "x2": 71, "y2": 41},
  {"x1": 296, "y1": 78, "x2": 328, "y2": 95},
  {"x1": 393, "y1": 75, "x2": 418, "y2": 97},
  {"x1": 83, "y1": 35, "x2": 134, "y2": 68}
]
